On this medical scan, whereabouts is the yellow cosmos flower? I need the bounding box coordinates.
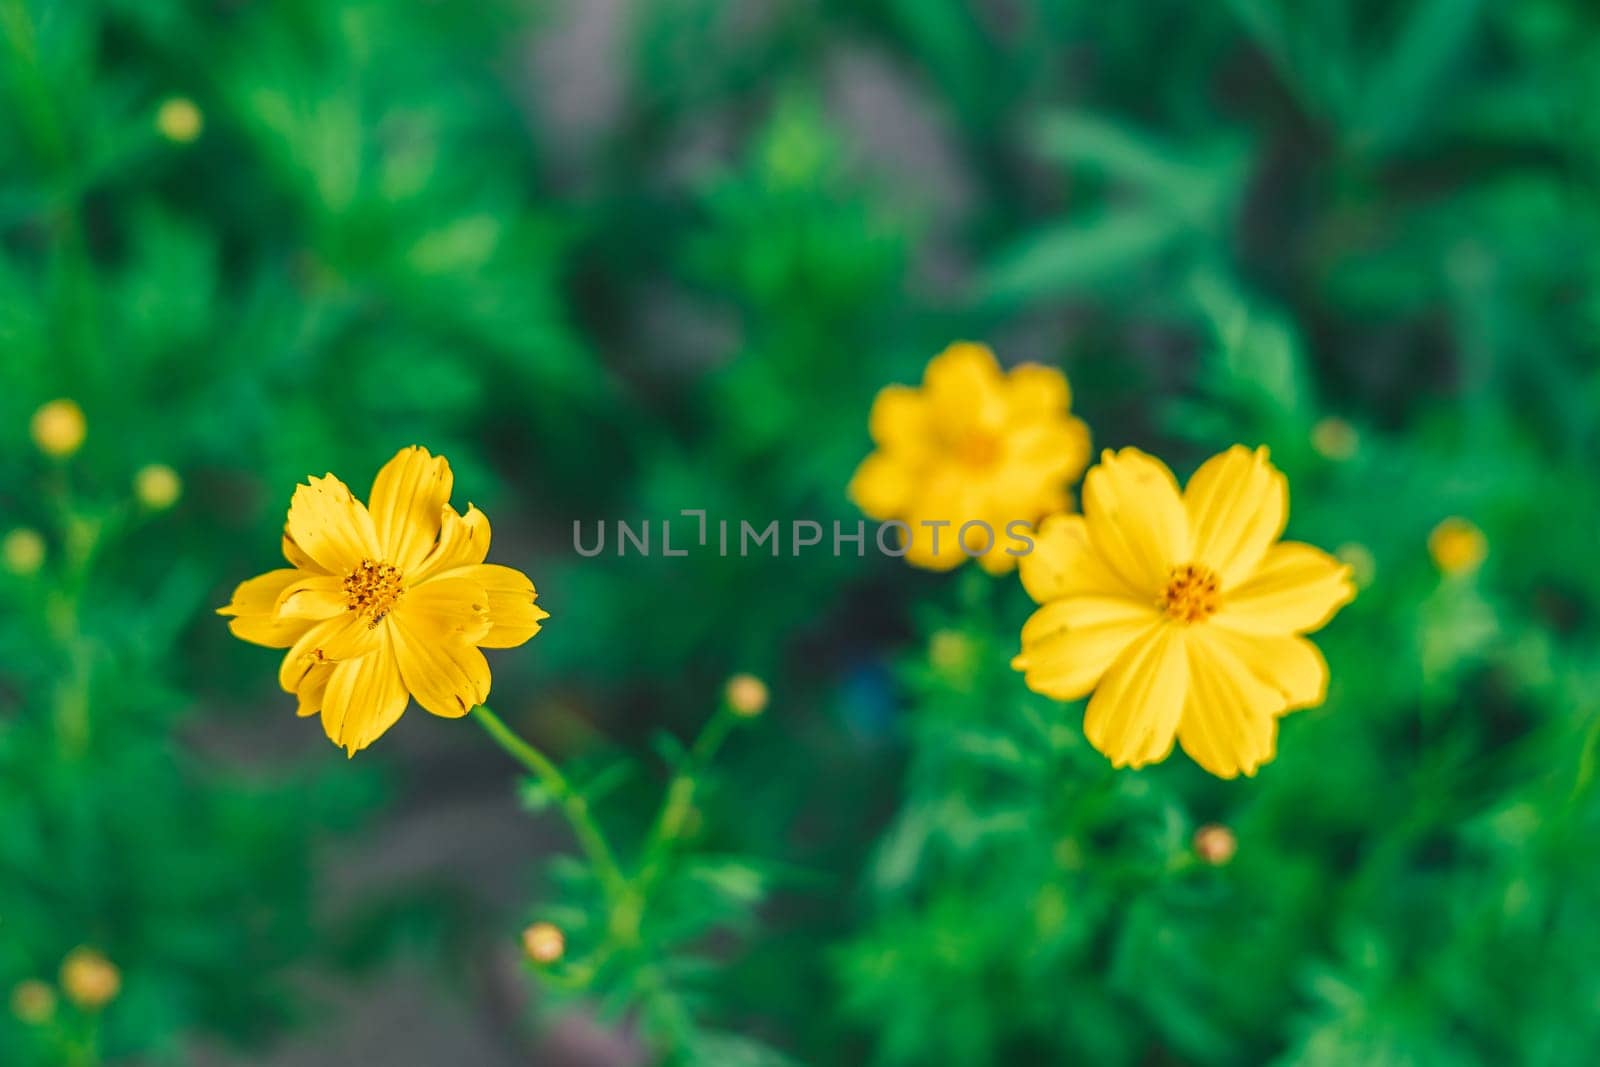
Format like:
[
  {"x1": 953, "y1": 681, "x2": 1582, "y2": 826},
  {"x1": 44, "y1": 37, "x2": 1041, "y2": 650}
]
[
  {"x1": 219, "y1": 446, "x2": 548, "y2": 755},
  {"x1": 1013, "y1": 446, "x2": 1354, "y2": 778},
  {"x1": 849, "y1": 342, "x2": 1090, "y2": 574}
]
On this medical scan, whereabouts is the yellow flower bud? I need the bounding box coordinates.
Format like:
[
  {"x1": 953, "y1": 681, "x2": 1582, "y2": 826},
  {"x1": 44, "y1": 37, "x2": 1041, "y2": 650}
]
[
  {"x1": 725, "y1": 673, "x2": 769, "y2": 718},
  {"x1": 1193, "y1": 823, "x2": 1237, "y2": 866},
  {"x1": 10, "y1": 980, "x2": 56, "y2": 1025},
  {"x1": 1428, "y1": 517, "x2": 1487, "y2": 577},
  {"x1": 928, "y1": 629, "x2": 974, "y2": 675},
  {"x1": 156, "y1": 96, "x2": 204, "y2": 143},
  {"x1": 60, "y1": 948, "x2": 120, "y2": 1010},
  {"x1": 3, "y1": 528, "x2": 45, "y2": 576},
  {"x1": 1310, "y1": 417, "x2": 1359, "y2": 461},
  {"x1": 521, "y1": 922, "x2": 565, "y2": 965},
  {"x1": 134, "y1": 463, "x2": 183, "y2": 511},
  {"x1": 30, "y1": 399, "x2": 86, "y2": 458}
]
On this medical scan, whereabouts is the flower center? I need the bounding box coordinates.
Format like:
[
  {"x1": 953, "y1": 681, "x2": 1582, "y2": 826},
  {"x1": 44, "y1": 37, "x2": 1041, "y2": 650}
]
[
  {"x1": 344, "y1": 559, "x2": 404, "y2": 628},
  {"x1": 1158, "y1": 563, "x2": 1221, "y2": 623},
  {"x1": 953, "y1": 428, "x2": 1001, "y2": 468}
]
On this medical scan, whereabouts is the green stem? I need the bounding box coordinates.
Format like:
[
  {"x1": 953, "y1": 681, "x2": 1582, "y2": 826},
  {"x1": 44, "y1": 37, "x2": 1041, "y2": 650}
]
[
  {"x1": 470, "y1": 705, "x2": 628, "y2": 907},
  {"x1": 634, "y1": 708, "x2": 739, "y2": 898}
]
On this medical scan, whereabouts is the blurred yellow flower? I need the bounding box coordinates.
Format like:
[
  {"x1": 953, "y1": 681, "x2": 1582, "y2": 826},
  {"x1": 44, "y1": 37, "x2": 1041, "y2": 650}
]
[
  {"x1": 1194, "y1": 823, "x2": 1237, "y2": 866},
  {"x1": 3, "y1": 528, "x2": 45, "y2": 576},
  {"x1": 1013, "y1": 446, "x2": 1354, "y2": 778},
  {"x1": 725, "y1": 673, "x2": 769, "y2": 717},
  {"x1": 60, "y1": 948, "x2": 120, "y2": 1010},
  {"x1": 849, "y1": 342, "x2": 1090, "y2": 574},
  {"x1": 1310, "y1": 416, "x2": 1359, "y2": 460},
  {"x1": 521, "y1": 921, "x2": 566, "y2": 964},
  {"x1": 9, "y1": 980, "x2": 56, "y2": 1024},
  {"x1": 134, "y1": 463, "x2": 183, "y2": 510},
  {"x1": 156, "y1": 96, "x2": 203, "y2": 143},
  {"x1": 31, "y1": 399, "x2": 86, "y2": 457},
  {"x1": 1428, "y1": 517, "x2": 1486, "y2": 577},
  {"x1": 219, "y1": 446, "x2": 549, "y2": 755}
]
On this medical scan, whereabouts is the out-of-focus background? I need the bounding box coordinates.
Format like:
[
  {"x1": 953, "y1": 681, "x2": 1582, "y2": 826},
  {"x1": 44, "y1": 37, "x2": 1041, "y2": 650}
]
[{"x1": 5, "y1": 1, "x2": 1600, "y2": 1064}]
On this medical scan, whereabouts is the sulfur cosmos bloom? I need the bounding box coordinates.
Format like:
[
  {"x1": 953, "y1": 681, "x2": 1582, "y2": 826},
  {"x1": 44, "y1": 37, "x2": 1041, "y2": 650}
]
[
  {"x1": 1012, "y1": 446, "x2": 1354, "y2": 779},
  {"x1": 219, "y1": 446, "x2": 547, "y2": 755},
  {"x1": 849, "y1": 342, "x2": 1091, "y2": 574}
]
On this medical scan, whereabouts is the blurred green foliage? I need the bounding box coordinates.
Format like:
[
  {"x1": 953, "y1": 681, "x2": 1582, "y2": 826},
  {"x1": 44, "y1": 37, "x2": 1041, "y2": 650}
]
[{"x1": 4, "y1": 0, "x2": 1600, "y2": 1064}]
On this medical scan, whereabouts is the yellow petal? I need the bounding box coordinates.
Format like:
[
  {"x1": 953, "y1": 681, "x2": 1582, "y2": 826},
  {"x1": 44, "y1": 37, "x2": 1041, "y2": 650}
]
[
  {"x1": 1005, "y1": 363, "x2": 1071, "y2": 420},
  {"x1": 1013, "y1": 600, "x2": 1156, "y2": 702},
  {"x1": 901, "y1": 481, "x2": 977, "y2": 572},
  {"x1": 848, "y1": 453, "x2": 918, "y2": 520},
  {"x1": 1082, "y1": 626, "x2": 1187, "y2": 769},
  {"x1": 922, "y1": 342, "x2": 1004, "y2": 429},
  {"x1": 868, "y1": 385, "x2": 931, "y2": 455},
  {"x1": 275, "y1": 575, "x2": 348, "y2": 620},
  {"x1": 1184, "y1": 445, "x2": 1287, "y2": 587},
  {"x1": 286, "y1": 474, "x2": 381, "y2": 574},
  {"x1": 435, "y1": 563, "x2": 548, "y2": 648},
  {"x1": 1001, "y1": 418, "x2": 1091, "y2": 476},
  {"x1": 1214, "y1": 542, "x2": 1354, "y2": 635},
  {"x1": 975, "y1": 544, "x2": 1019, "y2": 576},
  {"x1": 368, "y1": 445, "x2": 454, "y2": 571},
  {"x1": 282, "y1": 532, "x2": 328, "y2": 574},
  {"x1": 277, "y1": 614, "x2": 382, "y2": 693},
  {"x1": 1208, "y1": 628, "x2": 1329, "y2": 713},
  {"x1": 411, "y1": 504, "x2": 491, "y2": 582},
  {"x1": 296, "y1": 662, "x2": 335, "y2": 717},
  {"x1": 1178, "y1": 630, "x2": 1283, "y2": 778},
  {"x1": 321, "y1": 639, "x2": 410, "y2": 755},
  {"x1": 218, "y1": 569, "x2": 315, "y2": 648},
  {"x1": 1017, "y1": 514, "x2": 1142, "y2": 604},
  {"x1": 1082, "y1": 448, "x2": 1188, "y2": 594},
  {"x1": 391, "y1": 615, "x2": 491, "y2": 718},
  {"x1": 395, "y1": 575, "x2": 492, "y2": 645}
]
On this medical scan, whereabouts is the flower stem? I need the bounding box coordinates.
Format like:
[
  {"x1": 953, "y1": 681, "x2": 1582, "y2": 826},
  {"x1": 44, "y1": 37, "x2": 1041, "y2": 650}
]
[
  {"x1": 634, "y1": 707, "x2": 738, "y2": 898},
  {"x1": 470, "y1": 705, "x2": 628, "y2": 906}
]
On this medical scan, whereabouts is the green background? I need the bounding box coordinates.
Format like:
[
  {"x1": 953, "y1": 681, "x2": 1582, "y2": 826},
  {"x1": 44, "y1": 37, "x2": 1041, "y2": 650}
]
[{"x1": 3, "y1": 0, "x2": 1599, "y2": 1063}]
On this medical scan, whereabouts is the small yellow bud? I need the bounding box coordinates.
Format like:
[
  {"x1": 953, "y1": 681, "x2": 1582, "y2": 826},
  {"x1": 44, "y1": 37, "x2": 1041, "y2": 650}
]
[
  {"x1": 1335, "y1": 542, "x2": 1376, "y2": 590},
  {"x1": 156, "y1": 96, "x2": 204, "y2": 143},
  {"x1": 134, "y1": 463, "x2": 183, "y2": 511},
  {"x1": 1193, "y1": 823, "x2": 1237, "y2": 866},
  {"x1": 1428, "y1": 517, "x2": 1487, "y2": 577},
  {"x1": 30, "y1": 399, "x2": 86, "y2": 457},
  {"x1": 60, "y1": 948, "x2": 120, "y2": 1010},
  {"x1": 3, "y1": 528, "x2": 45, "y2": 576},
  {"x1": 10, "y1": 980, "x2": 56, "y2": 1025},
  {"x1": 521, "y1": 922, "x2": 565, "y2": 965},
  {"x1": 725, "y1": 673, "x2": 769, "y2": 718},
  {"x1": 928, "y1": 629, "x2": 974, "y2": 675},
  {"x1": 1310, "y1": 416, "x2": 1359, "y2": 461}
]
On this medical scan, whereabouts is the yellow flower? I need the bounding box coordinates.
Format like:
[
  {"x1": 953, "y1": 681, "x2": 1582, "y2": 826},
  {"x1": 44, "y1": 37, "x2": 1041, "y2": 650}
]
[
  {"x1": 219, "y1": 446, "x2": 549, "y2": 755},
  {"x1": 1428, "y1": 517, "x2": 1486, "y2": 577},
  {"x1": 31, "y1": 399, "x2": 86, "y2": 457},
  {"x1": 60, "y1": 948, "x2": 120, "y2": 1010},
  {"x1": 134, "y1": 463, "x2": 183, "y2": 510},
  {"x1": 849, "y1": 342, "x2": 1091, "y2": 574},
  {"x1": 156, "y1": 96, "x2": 203, "y2": 143},
  {"x1": 1013, "y1": 446, "x2": 1354, "y2": 778}
]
